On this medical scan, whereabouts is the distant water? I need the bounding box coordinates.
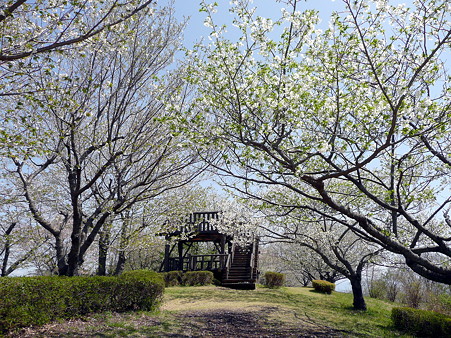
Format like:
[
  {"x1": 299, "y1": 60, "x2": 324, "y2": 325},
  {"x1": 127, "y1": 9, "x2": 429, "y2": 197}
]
[{"x1": 335, "y1": 279, "x2": 352, "y2": 293}]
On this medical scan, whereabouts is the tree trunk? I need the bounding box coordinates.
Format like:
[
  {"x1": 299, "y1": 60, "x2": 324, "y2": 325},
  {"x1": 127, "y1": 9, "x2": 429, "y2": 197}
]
[
  {"x1": 1, "y1": 240, "x2": 10, "y2": 277},
  {"x1": 114, "y1": 215, "x2": 130, "y2": 275},
  {"x1": 55, "y1": 233, "x2": 68, "y2": 275},
  {"x1": 97, "y1": 226, "x2": 111, "y2": 276},
  {"x1": 66, "y1": 167, "x2": 83, "y2": 277},
  {"x1": 66, "y1": 236, "x2": 81, "y2": 276},
  {"x1": 1, "y1": 223, "x2": 16, "y2": 276},
  {"x1": 350, "y1": 275, "x2": 367, "y2": 310},
  {"x1": 114, "y1": 251, "x2": 126, "y2": 275},
  {"x1": 390, "y1": 139, "x2": 398, "y2": 236}
]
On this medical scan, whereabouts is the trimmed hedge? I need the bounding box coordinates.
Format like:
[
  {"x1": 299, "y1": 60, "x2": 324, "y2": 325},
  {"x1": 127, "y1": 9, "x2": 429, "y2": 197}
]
[
  {"x1": 162, "y1": 270, "x2": 184, "y2": 287},
  {"x1": 161, "y1": 271, "x2": 213, "y2": 287},
  {"x1": 264, "y1": 272, "x2": 285, "y2": 288},
  {"x1": 0, "y1": 270, "x2": 164, "y2": 333},
  {"x1": 392, "y1": 307, "x2": 451, "y2": 337},
  {"x1": 312, "y1": 280, "x2": 335, "y2": 294},
  {"x1": 183, "y1": 271, "x2": 214, "y2": 286}
]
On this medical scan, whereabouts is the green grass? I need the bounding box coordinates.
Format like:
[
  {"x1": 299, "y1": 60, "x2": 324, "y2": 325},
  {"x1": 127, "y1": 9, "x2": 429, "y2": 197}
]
[
  {"x1": 162, "y1": 286, "x2": 408, "y2": 337},
  {"x1": 12, "y1": 286, "x2": 412, "y2": 337},
  {"x1": 283, "y1": 287, "x2": 399, "y2": 336}
]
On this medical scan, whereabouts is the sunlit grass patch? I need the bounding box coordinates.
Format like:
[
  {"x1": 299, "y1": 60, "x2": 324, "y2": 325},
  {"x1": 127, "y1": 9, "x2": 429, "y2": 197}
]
[{"x1": 162, "y1": 286, "x2": 406, "y2": 337}]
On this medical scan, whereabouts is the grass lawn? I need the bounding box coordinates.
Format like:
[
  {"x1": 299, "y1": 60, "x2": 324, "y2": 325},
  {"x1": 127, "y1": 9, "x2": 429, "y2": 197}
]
[
  {"x1": 162, "y1": 286, "x2": 406, "y2": 337},
  {"x1": 11, "y1": 286, "x2": 411, "y2": 337}
]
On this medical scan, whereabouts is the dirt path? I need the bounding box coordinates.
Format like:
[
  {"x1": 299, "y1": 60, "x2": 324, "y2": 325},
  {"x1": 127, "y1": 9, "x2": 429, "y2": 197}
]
[{"x1": 170, "y1": 307, "x2": 345, "y2": 337}]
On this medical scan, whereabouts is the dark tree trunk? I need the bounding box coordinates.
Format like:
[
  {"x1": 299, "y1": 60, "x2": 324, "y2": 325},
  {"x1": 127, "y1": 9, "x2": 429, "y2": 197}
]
[
  {"x1": 350, "y1": 275, "x2": 367, "y2": 310},
  {"x1": 66, "y1": 170, "x2": 82, "y2": 277},
  {"x1": 114, "y1": 251, "x2": 126, "y2": 275},
  {"x1": 114, "y1": 215, "x2": 130, "y2": 275},
  {"x1": 1, "y1": 223, "x2": 16, "y2": 276},
  {"x1": 66, "y1": 237, "x2": 81, "y2": 276},
  {"x1": 390, "y1": 140, "x2": 398, "y2": 236},
  {"x1": 98, "y1": 227, "x2": 110, "y2": 276},
  {"x1": 1, "y1": 240, "x2": 10, "y2": 277},
  {"x1": 55, "y1": 233, "x2": 68, "y2": 275}
]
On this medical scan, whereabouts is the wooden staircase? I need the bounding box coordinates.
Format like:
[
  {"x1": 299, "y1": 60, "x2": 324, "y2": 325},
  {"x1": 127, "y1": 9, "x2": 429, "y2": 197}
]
[{"x1": 221, "y1": 242, "x2": 258, "y2": 290}]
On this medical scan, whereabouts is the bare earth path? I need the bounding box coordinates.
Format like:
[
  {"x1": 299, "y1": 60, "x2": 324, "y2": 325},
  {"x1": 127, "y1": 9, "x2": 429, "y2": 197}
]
[{"x1": 13, "y1": 308, "x2": 345, "y2": 337}]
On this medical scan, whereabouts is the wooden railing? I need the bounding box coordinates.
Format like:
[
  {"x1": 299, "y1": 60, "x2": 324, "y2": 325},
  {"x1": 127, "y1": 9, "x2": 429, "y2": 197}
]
[
  {"x1": 225, "y1": 241, "x2": 236, "y2": 280},
  {"x1": 249, "y1": 238, "x2": 259, "y2": 281},
  {"x1": 167, "y1": 211, "x2": 221, "y2": 236},
  {"x1": 167, "y1": 253, "x2": 228, "y2": 272},
  {"x1": 188, "y1": 211, "x2": 220, "y2": 233},
  {"x1": 190, "y1": 254, "x2": 228, "y2": 271}
]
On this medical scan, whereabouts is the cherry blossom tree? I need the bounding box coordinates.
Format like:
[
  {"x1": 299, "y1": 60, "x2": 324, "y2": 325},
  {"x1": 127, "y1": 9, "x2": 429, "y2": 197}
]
[
  {"x1": 5, "y1": 4, "x2": 205, "y2": 276},
  {"x1": 0, "y1": 0, "x2": 157, "y2": 156},
  {"x1": 257, "y1": 189, "x2": 382, "y2": 310},
  {"x1": 175, "y1": 0, "x2": 451, "y2": 284},
  {"x1": 0, "y1": 0, "x2": 155, "y2": 62},
  {"x1": 259, "y1": 243, "x2": 344, "y2": 286}
]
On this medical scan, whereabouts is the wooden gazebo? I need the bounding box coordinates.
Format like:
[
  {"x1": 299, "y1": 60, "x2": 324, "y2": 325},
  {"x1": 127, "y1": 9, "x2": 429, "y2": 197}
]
[{"x1": 159, "y1": 211, "x2": 259, "y2": 289}]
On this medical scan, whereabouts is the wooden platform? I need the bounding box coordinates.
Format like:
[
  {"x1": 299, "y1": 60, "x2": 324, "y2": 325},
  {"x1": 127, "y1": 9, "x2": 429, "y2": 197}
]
[{"x1": 160, "y1": 211, "x2": 259, "y2": 288}]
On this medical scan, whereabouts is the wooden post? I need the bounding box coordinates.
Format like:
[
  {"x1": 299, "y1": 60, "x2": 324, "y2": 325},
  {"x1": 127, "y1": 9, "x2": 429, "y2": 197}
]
[
  {"x1": 164, "y1": 243, "x2": 170, "y2": 272},
  {"x1": 178, "y1": 241, "x2": 183, "y2": 271},
  {"x1": 220, "y1": 235, "x2": 226, "y2": 269}
]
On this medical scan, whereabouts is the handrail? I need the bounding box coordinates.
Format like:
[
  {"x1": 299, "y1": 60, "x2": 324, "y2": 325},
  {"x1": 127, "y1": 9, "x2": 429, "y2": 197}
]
[
  {"x1": 225, "y1": 241, "x2": 236, "y2": 280},
  {"x1": 167, "y1": 254, "x2": 229, "y2": 272},
  {"x1": 249, "y1": 236, "x2": 259, "y2": 281},
  {"x1": 176, "y1": 211, "x2": 221, "y2": 235},
  {"x1": 249, "y1": 239, "x2": 256, "y2": 280}
]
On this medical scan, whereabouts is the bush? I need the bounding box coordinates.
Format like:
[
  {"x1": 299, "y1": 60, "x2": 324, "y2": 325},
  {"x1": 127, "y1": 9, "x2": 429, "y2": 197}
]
[
  {"x1": 0, "y1": 270, "x2": 164, "y2": 333},
  {"x1": 368, "y1": 279, "x2": 387, "y2": 300},
  {"x1": 161, "y1": 271, "x2": 214, "y2": 287},
  {"x1": 438, "y1": 294, "x2": 451, "y2": 315},
  {"x1": 400, "y1": 280, "x2": 423, "y2": 308},
  {"x1": 312, "y1": 280, "x2": 335, "y2": 294},
  {"x1": 117, "y1": 270, "x2": 165, "y2": 311},
  {"x1": 162, "y1": 270, "x2": 184, "y2": 287},
  {"x1": 264, "y1": 272, "x2": 285, "y2": 289},
  {"x1": 182, "y1": 271, "x2": 214, "y2": 286},
  {"x1": 392, "y1": 307, "x2": 451, "y2": 337}
]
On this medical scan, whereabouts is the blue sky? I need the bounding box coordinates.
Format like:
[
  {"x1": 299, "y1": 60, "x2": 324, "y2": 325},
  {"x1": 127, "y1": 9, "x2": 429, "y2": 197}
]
[{"x1": 173, "y1": 0, "x2": 346, "y2": 48}]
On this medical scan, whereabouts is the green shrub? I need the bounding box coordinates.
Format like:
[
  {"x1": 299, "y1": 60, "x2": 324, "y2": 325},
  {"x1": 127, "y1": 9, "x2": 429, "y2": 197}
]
[
  {"x1": 0, "y1": 276, "x2": 68, "y2": 330},
  {"x1": 392, "y1": 307, "x2": 451, "y2": 337},
  {"x1": 312, "y1": 280, "x2": 335, "y2": 294},
  {"x1": 160, "y1": 271, "x2": 213, "y2": 287},
  {"x1": 182, "y1": 271, "x2": 214, "y2": 286},
  {"x1": 399, "y1": 280, "x2": 423, "y2": 308},
  {"x1": 0, "y1": 271, "x2": 164, "y2": 333},
  {"x1": 264, "y1": 272, "x2": 285, "y2": 289},
  {"x1": 117, "y1": 270, "x2": 164, "y2": 311},
  {"x1": 438, "y1": 294, "x2": 451, "y2": 315},
  {"x1": 368, "y1": 279, "x2": 387, "y2": 300},
  {"x1": 162, "y1": 270, "x2": 184, "y2": 287}
]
